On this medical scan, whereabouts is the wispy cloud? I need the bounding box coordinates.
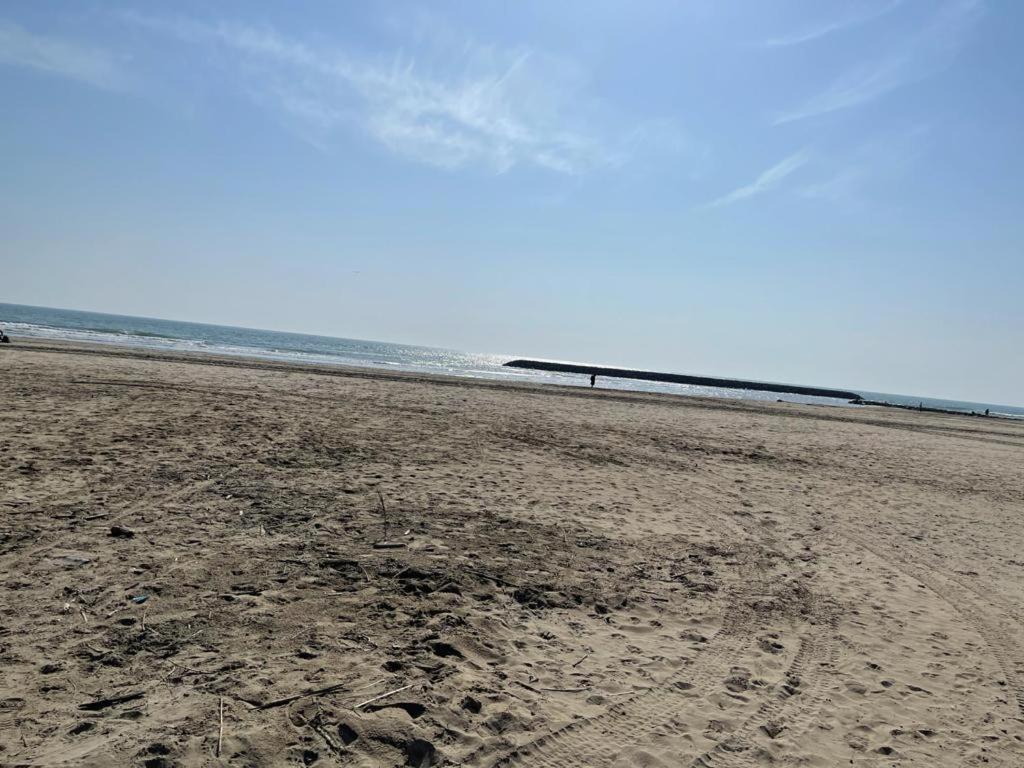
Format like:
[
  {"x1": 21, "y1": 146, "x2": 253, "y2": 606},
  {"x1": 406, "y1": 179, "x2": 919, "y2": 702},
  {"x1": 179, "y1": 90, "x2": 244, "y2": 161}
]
[
  {"x1": 799, "y1": 125, "x2": 931, "y2": 203},
  {"x1": 700, "y1": 150, "x2": 810, "y2": 209},
  {"x1": 774, "y1": 0, "x2": 983, "y2": 124},
  {"x1": 0, "y1": 19, "x2": 128, "y2": 90},
  {"x1": 799, "y1": 167, "x2": 867, "y2": 202},
  {"x1": 761, "y1": 0, "x2": 903, "y2": 48},
  {"x1": 123, "y1": 12, "x2": 690, "y2": 175}
]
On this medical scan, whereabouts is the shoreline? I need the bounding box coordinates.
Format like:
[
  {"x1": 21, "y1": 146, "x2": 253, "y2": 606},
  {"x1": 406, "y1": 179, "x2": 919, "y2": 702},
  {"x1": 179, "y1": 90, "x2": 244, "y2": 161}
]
[
  {"x1": 0, "y1": 337, "x2": 756, "y2": 410},
  {"x1": 850, "y1": 396, "x2": 1009, "y2": 420},
  {"x1": 3, "y1": 337, "x2": 1017, "y2": 425},
  {"x1": 3, "y1": 301, "x2": 1019, "y2": 418}
]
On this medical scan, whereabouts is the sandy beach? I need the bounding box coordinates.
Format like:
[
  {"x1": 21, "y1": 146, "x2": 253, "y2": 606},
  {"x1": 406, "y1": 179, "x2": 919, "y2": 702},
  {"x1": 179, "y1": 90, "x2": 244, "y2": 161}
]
[{"x1": 2, "y1": 339, "x2": 1023, "y2": 767}]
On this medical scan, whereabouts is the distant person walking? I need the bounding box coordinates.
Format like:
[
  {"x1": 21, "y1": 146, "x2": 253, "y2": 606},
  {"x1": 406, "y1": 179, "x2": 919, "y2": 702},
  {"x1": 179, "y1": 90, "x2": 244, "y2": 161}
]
[
  {"x1": 0, "y1": 329, "x2": 10, "y2": 344},
  {"x1": 590, "y1": 373, "x2": 596, "y2": 388}
]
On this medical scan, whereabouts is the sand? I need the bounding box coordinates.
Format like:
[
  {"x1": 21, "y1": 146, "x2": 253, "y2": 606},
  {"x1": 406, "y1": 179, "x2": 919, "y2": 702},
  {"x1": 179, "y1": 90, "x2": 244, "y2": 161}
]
[{"x1": 2, "y1": 339, "x2": 1023, "y2": 767}]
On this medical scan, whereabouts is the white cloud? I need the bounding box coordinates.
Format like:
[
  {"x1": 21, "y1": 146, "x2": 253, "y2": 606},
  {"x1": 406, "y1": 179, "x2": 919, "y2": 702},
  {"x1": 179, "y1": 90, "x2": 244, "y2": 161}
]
[
  {"x1": 700, "y1": 150, "x2": 810, "y2": 209},
  {"x1": 799, "y1": 125, "x2": 931, "y2": 203},
  {"x1": 123, "y1": 12, "x2": 689, "y2": 176},
  {"x1": 761, "y1": 0, "x2": 903, "y2": 48},
  {"x1": 774, "y1": 0, "x2": 983, "y2": 124},
  {"x1": 799, "y1": 167, "x2": 866, "y2": 202},
  {"x1": 0, "y1": 19, "x2": 128, "y2": 90}
]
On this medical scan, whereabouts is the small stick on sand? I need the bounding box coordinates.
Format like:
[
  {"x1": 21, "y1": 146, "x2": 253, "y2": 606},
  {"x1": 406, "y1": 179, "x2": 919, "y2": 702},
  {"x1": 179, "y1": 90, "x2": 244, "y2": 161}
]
[
  {"x1": 216, "y1": 696, "x2": 224, "y2": 757},
  {"x1": 465, "y1": 568, "x2": 519, "y2": 589},
  {"x1": 378, "y1": 490, "x2": 388, "y2": 541},
  {"x1": 572, "y1": 652, "x2": 590, "y2": 668},
  {"x1": 538, "y1": 686, "x2": 590, "y2": 693},
  {"x1": 79, "y1": 691, "x2": 145, "y2": 711},
  {"x1": 513, "y1": 680, "x2": 541, "y2": 694},
  {"x1": 372, "y1": 541, "x2": 406, "y2": 549},
  {"x1": 371, "y1": 491, "x2": 406, "y2": 548},
  {"x1": 352, "y1": 677, "x2": 387, "y2": 692},
  {"x1": 256, "y1": 681, "x2": 352, "y2": 710},
  {"x1": 308, "y1": 716, "x2": 345, "y2": 757},
  {"x1": 354, "y1": 683, "x2": 415, "y2": 709}
]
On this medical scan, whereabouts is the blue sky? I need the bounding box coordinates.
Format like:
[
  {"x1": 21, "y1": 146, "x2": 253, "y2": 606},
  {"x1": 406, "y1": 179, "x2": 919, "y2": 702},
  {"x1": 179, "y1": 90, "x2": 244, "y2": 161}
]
[{"x1": 1, "y1": 1, "x2": 1022, "y2": 404}]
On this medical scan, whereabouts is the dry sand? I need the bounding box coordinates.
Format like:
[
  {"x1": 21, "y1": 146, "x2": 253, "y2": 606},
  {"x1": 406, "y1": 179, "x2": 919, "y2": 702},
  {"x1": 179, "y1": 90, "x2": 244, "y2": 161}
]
[{"x1": 2, "y1": 340, "x2": 1023, "y2": 767}]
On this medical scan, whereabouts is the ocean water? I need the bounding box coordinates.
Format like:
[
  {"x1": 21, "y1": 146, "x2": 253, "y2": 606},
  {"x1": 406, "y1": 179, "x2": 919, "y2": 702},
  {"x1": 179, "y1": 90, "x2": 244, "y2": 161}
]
[{"x1": 2, "y1": 303, "x2": 1021, "y2": 419}]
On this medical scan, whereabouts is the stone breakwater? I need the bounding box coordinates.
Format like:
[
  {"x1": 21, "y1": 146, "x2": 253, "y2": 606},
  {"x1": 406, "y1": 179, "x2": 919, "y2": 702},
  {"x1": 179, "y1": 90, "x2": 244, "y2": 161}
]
[{"x1": 503, "y1": 359, "x2": 862, "y2": 400}]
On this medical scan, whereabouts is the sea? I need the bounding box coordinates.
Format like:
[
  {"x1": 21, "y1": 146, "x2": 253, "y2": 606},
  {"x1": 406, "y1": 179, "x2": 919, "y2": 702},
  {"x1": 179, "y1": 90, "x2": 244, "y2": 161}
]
[{"x1": 2, "y1": 303, "x2": 1021, "y2": 419}]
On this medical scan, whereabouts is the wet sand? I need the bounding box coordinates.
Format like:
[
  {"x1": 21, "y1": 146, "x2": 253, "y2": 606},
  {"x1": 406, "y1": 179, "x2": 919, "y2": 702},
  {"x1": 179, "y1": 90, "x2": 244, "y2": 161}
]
[{"x1": 2, "y1": 340, "x2": 1023, "y2": 767}]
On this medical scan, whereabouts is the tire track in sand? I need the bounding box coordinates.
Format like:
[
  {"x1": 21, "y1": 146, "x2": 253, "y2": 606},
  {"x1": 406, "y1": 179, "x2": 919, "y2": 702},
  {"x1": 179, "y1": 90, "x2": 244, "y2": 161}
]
[
  {"x1": 494, "y1": 470, "x2": 832, "y2": 767},
  {"x1": 837, "y1": 528, "x2": 1024, "y2": 716},
  {"x1": 678, "y1": 471, "x2": 842, "y2": 767},
  {"x1": 689, "y1": 602, "x2": 840, "y2": 767},
  {"x1": 495, "y1": 530, "x2": 808, "y2": 768},
  {"x1": 493, "y1": 593, "x2": 760, "y2": 768}
]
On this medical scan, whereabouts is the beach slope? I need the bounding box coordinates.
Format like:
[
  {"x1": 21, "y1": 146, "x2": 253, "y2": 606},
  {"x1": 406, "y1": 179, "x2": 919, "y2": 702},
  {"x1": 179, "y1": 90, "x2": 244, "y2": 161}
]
[{"x1": 2, "y1": 341, "x2": 1023, "y2": 766}]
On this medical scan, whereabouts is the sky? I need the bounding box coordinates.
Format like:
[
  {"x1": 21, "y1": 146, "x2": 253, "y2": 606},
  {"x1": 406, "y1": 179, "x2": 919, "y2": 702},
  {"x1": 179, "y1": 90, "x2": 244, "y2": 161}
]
[{"x1": 1, "y1": 1, "x2": 1022, "y2": 405}]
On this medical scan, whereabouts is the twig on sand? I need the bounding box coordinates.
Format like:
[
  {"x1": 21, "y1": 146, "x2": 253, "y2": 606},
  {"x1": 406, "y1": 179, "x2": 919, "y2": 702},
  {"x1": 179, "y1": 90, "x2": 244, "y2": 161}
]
[
  {"x1": 352, "y1": 677, "x2": 387, "y2": 692},
  {"x1": 572, "y1": 652, "x2": 590, "y2": 668},
  {"x1": 465, "y1": 568, "x2": 519, "y2": 589},
  {"x1": 309, "y1": 715, "x2": 346, "y2": 757},
  {"x1": 256, "y1": 681, "x2": 351, "y2": 710},
  {"x1": 378, "y1": 490, "x2": 388, "y2": 541},
  {"x1": 516, "y1": 679, "x2": 589, "y2": 694},
  {"x1": 216, "y1": 697, "x2": 225, "y2": 757},
  {"x1": 354, "y1": 683, "x2": 415, "y2": 709},
  {"x1": 78, "y1": 691, "x2": 145, "y2": 711},
  {"x1": 372, "y1": 490, "x2": 407, "y2": 548}
]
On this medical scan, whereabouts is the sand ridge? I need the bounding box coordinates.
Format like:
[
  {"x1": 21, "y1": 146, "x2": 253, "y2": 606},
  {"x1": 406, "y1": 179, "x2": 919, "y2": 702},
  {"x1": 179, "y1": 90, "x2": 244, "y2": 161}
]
[{"x1": 2, "y1": 341, "x2": 1023, "y2": 766}]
